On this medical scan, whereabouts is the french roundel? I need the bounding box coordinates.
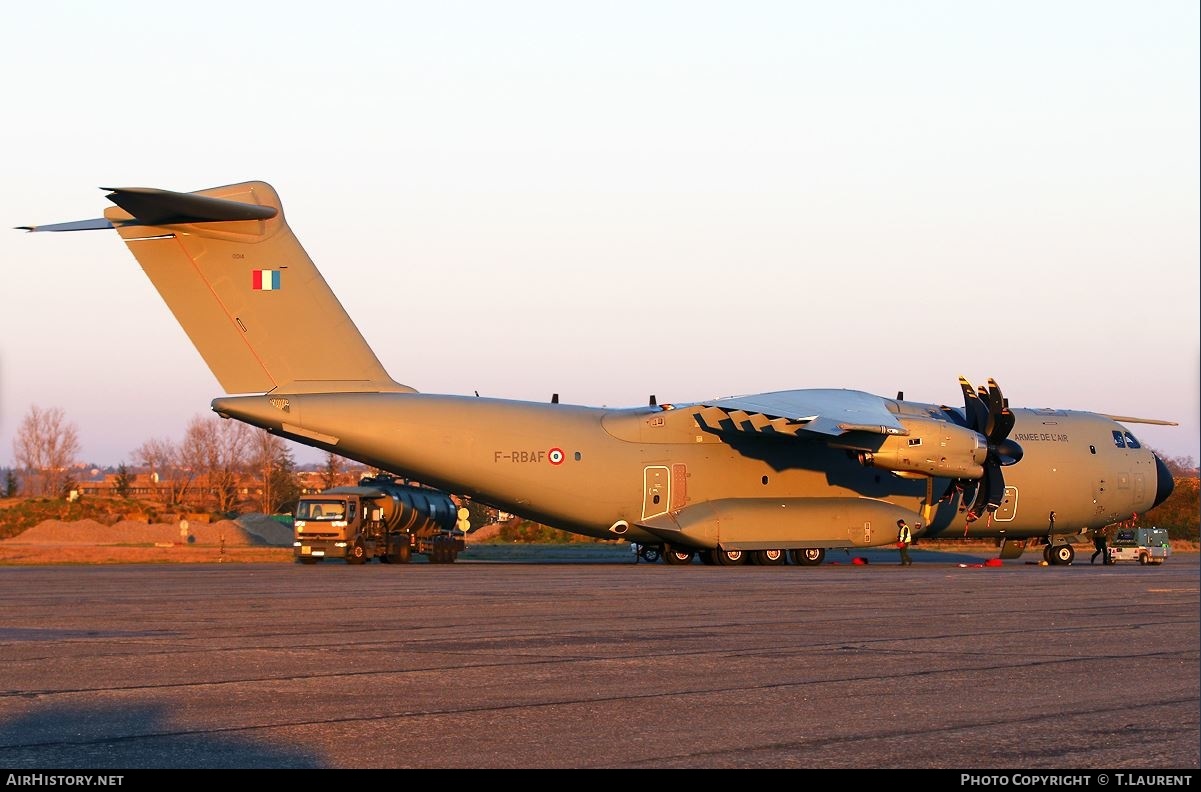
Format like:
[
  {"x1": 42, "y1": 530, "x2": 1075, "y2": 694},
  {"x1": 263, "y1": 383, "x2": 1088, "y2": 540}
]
[{"x1": 548, "y1": 447, "x2": 565, "y2": 465}]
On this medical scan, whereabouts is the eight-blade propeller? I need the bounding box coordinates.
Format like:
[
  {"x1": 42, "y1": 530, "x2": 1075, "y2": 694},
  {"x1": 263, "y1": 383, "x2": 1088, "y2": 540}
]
[{"x1": 950, "y1": 376, "x2": 1024, "y2": 515}]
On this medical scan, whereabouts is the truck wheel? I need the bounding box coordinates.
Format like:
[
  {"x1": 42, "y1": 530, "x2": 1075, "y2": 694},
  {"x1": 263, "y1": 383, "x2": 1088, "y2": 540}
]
[
  {"x1": 1139, "y1": 553, "x2": 1148, "y2": 565},
  {"x1": 298, "y1": 557, "x2": 319, "y2": 565},
  {"x1": 346, "y1": 544, "x2": 367, "y2": 565},
  {"x1": 425, "y1": 539, "x2": 459, "y2": 564},
  {"x1": 386, "y1": 542, "x2": 411, "y2": 564}
]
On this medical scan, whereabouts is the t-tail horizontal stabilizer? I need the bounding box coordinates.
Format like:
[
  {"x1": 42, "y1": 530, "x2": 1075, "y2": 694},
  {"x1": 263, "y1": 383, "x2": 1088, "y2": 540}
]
[
  {"x1": 18, "y1": 186, "x2": 279, "y2": 232},
  {"x1": 16, "y1": 217, "x2": 114, "y2": 232},
  {"x1": 18, "y1": 181, "x2": 413, "y2": 398}
]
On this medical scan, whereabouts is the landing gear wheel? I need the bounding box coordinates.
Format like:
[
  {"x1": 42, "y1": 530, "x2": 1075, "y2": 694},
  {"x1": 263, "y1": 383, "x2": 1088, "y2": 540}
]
[
  {"x1": 1043, "y1": 544, "x2": 1053, "y2": 563},
  {"x1": 789, "y1": 548, "x2": 826, "y2": 566},
  {"x1": 346, "y1": 543, "x2": 367, "y2": 565},
  {"x1": 638, "y1": 545, "x2": 662, "y2": 563},
  {"x1": 751, "y1": 549, "x2": 785, "y2": 566},
  {"x1": 1050, "y1": 543, "x2": 1074, "y2": 565},
  {"x1": 662, "y1": 547, "x2": 695, "y2": 565},
  {"x1": 714, "y1": 549, "x2": 746, "y2": 566}
]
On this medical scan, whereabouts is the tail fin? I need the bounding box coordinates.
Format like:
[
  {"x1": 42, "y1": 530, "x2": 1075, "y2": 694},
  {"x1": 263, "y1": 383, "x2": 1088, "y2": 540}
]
[{"x1": 29, "y1": 182, "x2": 413, "y2": 396}]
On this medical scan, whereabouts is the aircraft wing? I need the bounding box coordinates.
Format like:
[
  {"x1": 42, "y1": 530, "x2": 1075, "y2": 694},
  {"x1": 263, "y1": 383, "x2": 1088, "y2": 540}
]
[{"x1": 691, "y1": 389, "x2": 908, "y2": 439}]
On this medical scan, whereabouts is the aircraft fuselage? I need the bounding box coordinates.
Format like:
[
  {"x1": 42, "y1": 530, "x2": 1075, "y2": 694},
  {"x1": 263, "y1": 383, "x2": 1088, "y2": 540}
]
[{"x1": 212, "y1": 392, "x2": 1170, "y2": 551}]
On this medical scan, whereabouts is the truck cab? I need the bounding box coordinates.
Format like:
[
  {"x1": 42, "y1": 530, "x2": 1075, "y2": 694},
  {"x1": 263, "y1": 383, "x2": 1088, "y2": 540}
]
[
  {"x1": 294, "y1": 496, "x2": 358, "y2": 560},
  {"x1": 1108, "y1": 527, "x2": 1171, "y2": 566}
]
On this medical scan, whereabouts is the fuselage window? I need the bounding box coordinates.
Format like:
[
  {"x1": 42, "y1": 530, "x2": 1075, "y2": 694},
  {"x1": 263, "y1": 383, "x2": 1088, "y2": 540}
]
[
  {"x1": 1112, "y1": 431, "x2": 1126, "y2": 448},
  {"x1": 1124, "y1": 432, "x2": 1141, "y2": 449}
]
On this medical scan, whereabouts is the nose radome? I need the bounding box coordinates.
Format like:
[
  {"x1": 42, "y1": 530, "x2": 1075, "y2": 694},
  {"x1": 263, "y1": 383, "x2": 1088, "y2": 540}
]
[{"x1": 1152, "y1": 453, "x2": 1175, "y2": 508}]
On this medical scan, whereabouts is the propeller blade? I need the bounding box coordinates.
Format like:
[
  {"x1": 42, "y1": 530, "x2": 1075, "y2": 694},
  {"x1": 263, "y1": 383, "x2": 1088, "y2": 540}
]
[
  {"x1": 986, "y1": 379, "x2": 1004, "y2": 414},
  {"x1": 977, "y1": 385, "x2": 996, "y2": 438},
  {"x1": 963, "y1": 480, "x2": 982, "y2": 513},
  {"x1": 983, "y1": 462, "x2": 1005, "y2": 511},
  {"x1": 968, "y1": 464, "x2": 1005, "y2": 514},
  {"x1": 986, "y1": 379, "x2": 1015, "y2": 443},
  {"x1": 993, "y1": 409, "x2": 1015, "y2": 443},
  {"x1": 959, "y1": 376, "x2": 989, "y2": 433},
  {"x1": 969, "y1": 480, "x2": 988, "y2": 515},
  {"x1": 941, "y1": 405, "x2": 971, "y2": 428}
]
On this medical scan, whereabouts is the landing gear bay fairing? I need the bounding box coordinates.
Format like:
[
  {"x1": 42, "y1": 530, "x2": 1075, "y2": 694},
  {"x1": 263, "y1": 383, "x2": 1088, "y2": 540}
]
[{"x1": 20, "y1": 182, "x2": 1177, "y2": 566}]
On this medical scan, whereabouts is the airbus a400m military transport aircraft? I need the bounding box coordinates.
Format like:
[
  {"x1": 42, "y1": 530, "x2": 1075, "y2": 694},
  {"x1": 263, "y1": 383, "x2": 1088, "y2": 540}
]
[{"x1": 21, "y1": 182, "x2": 1177, "y2": 566}]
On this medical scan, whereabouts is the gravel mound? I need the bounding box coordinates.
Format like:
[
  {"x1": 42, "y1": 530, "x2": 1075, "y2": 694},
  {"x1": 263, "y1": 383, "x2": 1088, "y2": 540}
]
[
  {"x1": 467, "y1": 522, "x2": 503, "y2": 542},
  {"x1": 4, "y1": 516, "x2": 287, "y2": 546},
  {"x1": 235, "y1": 514, "x2": 294, "y2": 546}
]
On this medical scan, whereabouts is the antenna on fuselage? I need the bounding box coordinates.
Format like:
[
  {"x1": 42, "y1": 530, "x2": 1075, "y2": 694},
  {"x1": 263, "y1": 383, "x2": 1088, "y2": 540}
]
[
  {"x1": 649, "y1": 394, "x2": 657, "y2": 406},
  {"x1": 552, "y1": 393, "x2": 559, "y2": 404}
]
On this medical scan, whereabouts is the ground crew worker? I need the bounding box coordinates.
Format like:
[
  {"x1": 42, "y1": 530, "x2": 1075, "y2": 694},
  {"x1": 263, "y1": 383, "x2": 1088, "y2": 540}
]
[
  {"x1": 1091, "y1": 528, "x2": 1110, "y2": 565},
  {"x1": 897, "y1": 518, "x2": 913, "y2": 566}
]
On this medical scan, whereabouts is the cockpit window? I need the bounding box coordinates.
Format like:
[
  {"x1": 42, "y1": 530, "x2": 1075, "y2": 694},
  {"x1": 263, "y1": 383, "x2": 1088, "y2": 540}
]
[
  {"x1": 1112, "y1": 430, "x2": 1126, "y2": 448},
  {"x1": 1123, "y1": 432, "x2": 1141, "y2": 449}
]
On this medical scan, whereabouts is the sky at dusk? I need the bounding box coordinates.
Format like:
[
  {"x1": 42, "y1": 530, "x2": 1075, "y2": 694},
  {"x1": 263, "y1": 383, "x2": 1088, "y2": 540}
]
[{"x1": 1, "y1": 1, "x2": 1197, "y2": 469}]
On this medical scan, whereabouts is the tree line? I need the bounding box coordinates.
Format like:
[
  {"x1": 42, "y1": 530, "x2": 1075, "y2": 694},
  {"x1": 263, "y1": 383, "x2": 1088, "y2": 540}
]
[
  {"x1": 5, "y1": 404, "x2": 1198, "y2": 537},
  {"x1": 5, "y1": 404, "x2": 356, "y2": 516}
]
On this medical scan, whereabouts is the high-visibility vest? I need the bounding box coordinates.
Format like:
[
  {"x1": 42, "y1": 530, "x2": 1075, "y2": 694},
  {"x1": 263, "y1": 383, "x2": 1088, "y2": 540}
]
[{"x1": 899, "y1": 523, "x2": 912, "y2": 543}]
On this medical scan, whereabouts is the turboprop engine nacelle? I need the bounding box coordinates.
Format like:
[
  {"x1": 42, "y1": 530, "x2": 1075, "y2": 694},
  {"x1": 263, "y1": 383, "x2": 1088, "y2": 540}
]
[{"x1": 857, "y1": 416, "x2": 987, "y2": 480}]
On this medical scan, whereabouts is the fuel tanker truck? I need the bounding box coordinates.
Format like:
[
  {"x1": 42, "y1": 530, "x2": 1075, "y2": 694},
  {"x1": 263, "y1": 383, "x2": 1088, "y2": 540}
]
[{"x1": 293, "y1": 474, "x2": 468, "y2": 564}]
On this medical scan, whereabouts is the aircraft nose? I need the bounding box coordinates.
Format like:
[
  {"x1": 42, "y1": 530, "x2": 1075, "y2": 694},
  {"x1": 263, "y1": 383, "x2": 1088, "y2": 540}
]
[{"x1": 1151, "y1": 453, "x2": 1175, "y2": 508}]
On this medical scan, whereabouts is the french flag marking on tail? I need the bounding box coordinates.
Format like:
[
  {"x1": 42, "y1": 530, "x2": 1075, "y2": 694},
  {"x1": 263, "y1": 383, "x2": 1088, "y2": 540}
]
[{"x1": 252, "y1": 269, "x2": 281, "y2": 290}]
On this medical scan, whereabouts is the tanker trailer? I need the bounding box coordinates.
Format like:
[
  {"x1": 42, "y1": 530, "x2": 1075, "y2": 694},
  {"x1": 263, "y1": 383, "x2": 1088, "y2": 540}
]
[{"x1": 293, "y1": 474, "x2": 467, "y2": 564}]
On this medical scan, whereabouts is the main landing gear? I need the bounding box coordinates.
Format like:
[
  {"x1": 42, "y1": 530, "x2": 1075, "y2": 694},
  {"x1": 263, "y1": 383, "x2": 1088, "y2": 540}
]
[{"x1": 635, "y1": 543, "x2": 828, "y2": 567}]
